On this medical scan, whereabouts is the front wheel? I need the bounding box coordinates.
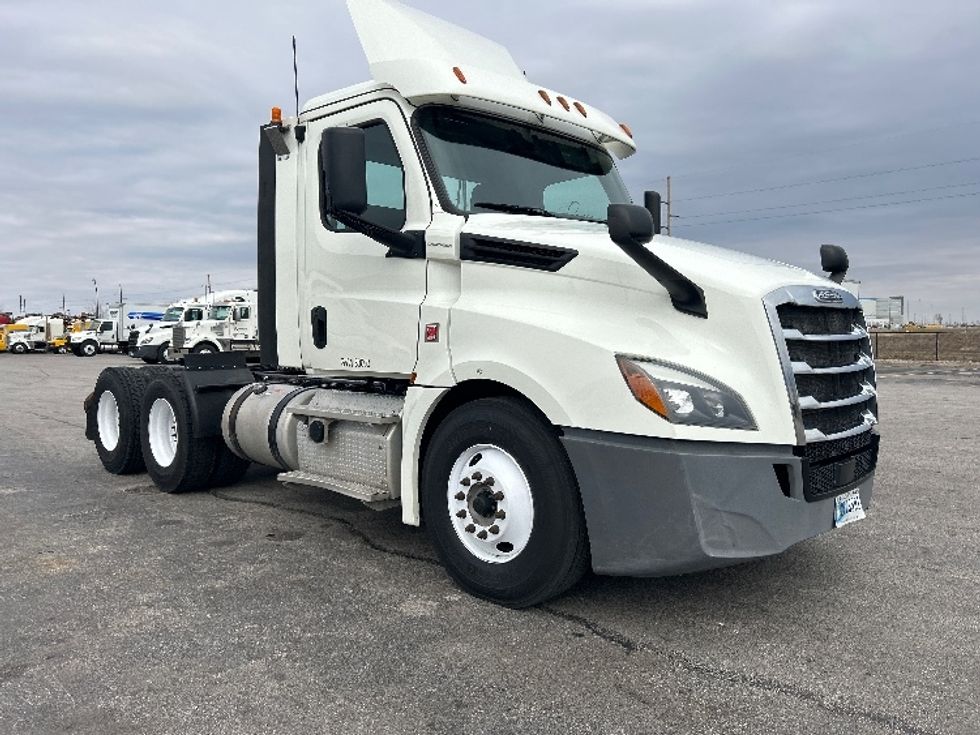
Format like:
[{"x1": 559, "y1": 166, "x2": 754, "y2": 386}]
[
  {"x1": 79, "y1": 340, "x2": 99, "y2": 357},
  {"x1": 10, "y1": 342, "x2": 27, "y2": 354},
  {"x1": 191, "y1": 343, "x2": 218, "y2": 355},
  {"x1": 421, "y1": 397, "x2": 589, "y2": 608}
]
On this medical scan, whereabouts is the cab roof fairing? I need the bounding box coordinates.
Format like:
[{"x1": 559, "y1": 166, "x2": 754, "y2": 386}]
[{"x1": 339, "y1": 0, "x2": 637, "y2": 159}]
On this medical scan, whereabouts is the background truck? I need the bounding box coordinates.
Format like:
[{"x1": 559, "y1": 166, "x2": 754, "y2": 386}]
[
  {"x1": 131, "y1": 298, "x2": 211, "y2": 363},
  {"x1": 170, "y1": 291, "x2": 259, "y2": 358},
  {"x1": 84, "y1": 0, "x2": 878, "y2": 607},
  {"x1": 5, "y1": 316, "x2": 65, "y2": 353},
  {"x1": 0, "y1": 323, "x2": 31, "y2": 353},
  {"x1": 70, "y1": 303, "x2": 166, "y2": 356}
]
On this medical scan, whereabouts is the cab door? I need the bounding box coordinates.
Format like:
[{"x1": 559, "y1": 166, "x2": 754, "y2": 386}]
[{"x1": 301, "y1": 100, "x2": 430, "y2": 377}]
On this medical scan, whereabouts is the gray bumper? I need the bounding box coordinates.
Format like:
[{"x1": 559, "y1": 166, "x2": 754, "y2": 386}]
[
  {"x1": 133, "y1": 345, "x2": 158, "y2": 360},
  {"x1": 561, "y1": 430, "x2": 874, "y2": 577}
]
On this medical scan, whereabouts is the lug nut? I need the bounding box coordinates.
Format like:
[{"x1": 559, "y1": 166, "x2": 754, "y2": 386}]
[
  {"x1": 472, "y1": 472, "x2": 483, "y2": 481},
  {"x1": 465, "y1": 524, "x2": 476, "y2": 534},
  {"x1": 494, "y1": 510, "x2": 506, "y2": 519},
  {"x1": 456, "y1": 510, "x2": 467, "y2": 519},
  {"x1": 489, "y1": 525, "x2": 500, "y2": 535},
  {"x1": 493, "y1": 491, "x2": 504, "y2": 501},
  {"x1": 477, "y1": 530, "x2": 488, "y2": 540},
  {"x1": 485, "y1": 477, "x2": 495, "y2": 486},
  {"x1": 454, "y1": 491, "x2": 466, "y2": 501},
  {"x1": 461, "y1": 478, "x2": 471, "y2": 487}
]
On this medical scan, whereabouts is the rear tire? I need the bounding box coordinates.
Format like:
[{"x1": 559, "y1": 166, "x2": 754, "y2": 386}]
[
  {"x1": 90, "y1": 368, "x2": 154, "y2": 474},
  {"x1": 209, "y1": 445, "x2": 251, "y2": 488},
  {"x1": 140, "y1": 373, "x2": 217, "y2": 493},
  {"x1": 421, "y1": 397, "x2": 589, "y2": 608}
]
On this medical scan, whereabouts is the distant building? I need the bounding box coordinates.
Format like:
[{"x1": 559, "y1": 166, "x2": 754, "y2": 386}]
[{"x1": 860, "y1": 296, "x2": 905, "y2": 328}]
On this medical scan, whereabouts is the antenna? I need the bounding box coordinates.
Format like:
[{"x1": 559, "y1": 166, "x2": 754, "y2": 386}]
[{"x1": 292, "y1": 35, "x2": 300, "y2": 119}]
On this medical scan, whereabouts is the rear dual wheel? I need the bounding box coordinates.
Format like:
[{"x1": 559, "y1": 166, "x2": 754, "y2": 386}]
[
  {"x1": 140, "y1": 373, "x2": 249, "y2": 493},
  {"x1": 421, "y1": 398, "x2": 589, "y2": 608}
]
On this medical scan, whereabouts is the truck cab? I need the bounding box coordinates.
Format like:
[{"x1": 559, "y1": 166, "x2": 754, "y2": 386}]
[
  {"x1": 170, "y1": 291, "x2": 259, "y2": 357},
  {"x1": 134, "y1": 301, "x2": 208, "y2": 363},
  {"x1": 85, "y1": 0, "x2": 878, "y2": 607}
]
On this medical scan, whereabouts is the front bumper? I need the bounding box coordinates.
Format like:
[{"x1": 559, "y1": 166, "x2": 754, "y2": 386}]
[
  {"x1": 561, "y1": 429, "x2": 874, "y2": 577},
  {"x1": 134, "y1": 345, "x2": 160, "y2": 360}
]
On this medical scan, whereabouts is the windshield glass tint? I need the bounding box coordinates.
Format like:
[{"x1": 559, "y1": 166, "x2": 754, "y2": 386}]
[
  {"x1": 416, "y1": 106, "x2": 630, "y2": 222},
  {"x1": 209, "y1": 305, "x2": 232, "y2": 320},
  {"x1": 163, "y1": 307, "x2": 183, "y2": 322}
]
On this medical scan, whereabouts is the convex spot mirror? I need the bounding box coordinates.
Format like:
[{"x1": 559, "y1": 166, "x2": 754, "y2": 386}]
[
  {"x1": 820, "y1": 244, "x2": 849, "y2": 283},
  {"x1": 321, "y1": 127, "x2": 368, "y2": 216},
  {"x1": 608, "y1": 204, "x2": 655, "y2": 246}
]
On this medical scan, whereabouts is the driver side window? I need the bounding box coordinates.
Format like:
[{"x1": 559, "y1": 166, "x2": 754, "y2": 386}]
[{"x1": 321, "y1": 120, "x2": 406, "y2": 232}]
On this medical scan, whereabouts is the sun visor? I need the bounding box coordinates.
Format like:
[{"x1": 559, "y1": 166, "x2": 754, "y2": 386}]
[{"x1": 347, "y1": 0, "x2": 637, "y2": 158}]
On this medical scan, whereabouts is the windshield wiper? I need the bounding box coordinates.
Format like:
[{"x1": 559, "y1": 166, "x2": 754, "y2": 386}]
[{"x1": 473, "y1": 201, "x2": 556, "y2": 218}]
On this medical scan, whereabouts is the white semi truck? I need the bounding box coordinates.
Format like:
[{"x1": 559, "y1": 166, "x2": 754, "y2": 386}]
[
  {"x1": 70, "y1": 303, "x2": 167, "y2": 356},
  {"x1": 84, "y1": 0, "x2": 878, "y2": 607},
  {"x1": 6, "y1": 316, "x2": 65, "y2": 353},
  {"x1": 169, "y1": 291, "x2": 259, "y2": 358},
  {"x1": 131, "y1": 290, "x2": 253, "y2": 362}
]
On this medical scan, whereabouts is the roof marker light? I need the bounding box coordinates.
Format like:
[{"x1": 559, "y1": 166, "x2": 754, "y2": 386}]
[
  {"x1": 538, "y1": 90, "x2": 552, "y2": 105},
  {"x1": 453, "y1": 66, "x2": 468, "y2": 84},
  {"x1": 556, "y1": 96, "x2": 571, "y2": 111},
  {"x1": 270, "y1": 106, "x2": 282, "y2": 125},
  {"x1": 573, "y1": 101, "x2": 588, "y2": 117},
  {"x1": 619, "y1": 122, "x2": 634, "y2": 139}
]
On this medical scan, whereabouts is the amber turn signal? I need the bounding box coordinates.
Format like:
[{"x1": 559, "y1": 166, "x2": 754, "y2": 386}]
[
  {"x1": 453, "y1": 66, "x2": 467, "y2": 84},
  {"x1": 617, "y1": 357, "x2": 669, "y2": 419}
]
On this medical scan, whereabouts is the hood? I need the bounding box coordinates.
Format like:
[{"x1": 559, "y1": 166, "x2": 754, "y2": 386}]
[{"x1": 463, "y1": 213, "x2": 829, "y2": 303}]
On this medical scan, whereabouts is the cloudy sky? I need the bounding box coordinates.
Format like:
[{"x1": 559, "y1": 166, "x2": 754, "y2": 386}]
[{"x1": 2, "y1": 0, "x2": 978, "y2": 323}]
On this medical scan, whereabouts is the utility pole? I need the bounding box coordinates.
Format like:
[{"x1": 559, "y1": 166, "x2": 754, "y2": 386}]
[
  {"x1": 665, "y1": 176, "x2": 673, "y2": 237},
  {"x1": 119, "y1": 284, "x2": 123, "y2": 305},
  {"x1": 207, "y1": 273, "x2": 212, "y2": 299},
  {"x1": 93, "y1": 279, "x2": 99, "y2": 318},
  {"x1": 62, "y1": 294, "x2": 66, "y2": 314}
]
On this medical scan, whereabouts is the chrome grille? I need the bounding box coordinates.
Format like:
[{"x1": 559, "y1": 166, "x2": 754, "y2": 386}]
[
  {"x1": 172, "y1": 325, "x2": 186, "y2": 350},
  {"x1": 765, "y1": 286, "x2": 879, "y2": 501}
]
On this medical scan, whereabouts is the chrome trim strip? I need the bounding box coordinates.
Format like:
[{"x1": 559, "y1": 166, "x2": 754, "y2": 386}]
[
  {"x1": 782, "y1": 326, "x2": 868, "y2": 342},
  {"x1": 799, "y1": 383, "x2": 877, "y2": 411},
  {"x1": 792, "y1": 354, "x2": 874, "y2": 375},
  {"x1": 804, "y1": 410, "x2": 878, "y2": 443}
]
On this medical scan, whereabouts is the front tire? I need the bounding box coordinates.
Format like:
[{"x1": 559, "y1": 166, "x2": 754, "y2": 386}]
[
  {"x1": 140, "y1": 373, "x2": 217, "y2": 493},
  {"x1": 421, "y1": 397, "x2": 589, "y2": 608},
  {"x1": 191, "y1": 343, "x2": 218, "y2": 355},
  {"x1": 80, "y1": 340, "x2": 99, "y2": 357},
  {"x1": 10, "y1": 342, "x2": 27, "y2": 354}
]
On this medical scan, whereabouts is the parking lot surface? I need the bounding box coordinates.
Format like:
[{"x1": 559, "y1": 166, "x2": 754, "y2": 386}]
[{"x1": 1, "y1": 354, "x2": 978, "y2": 734}]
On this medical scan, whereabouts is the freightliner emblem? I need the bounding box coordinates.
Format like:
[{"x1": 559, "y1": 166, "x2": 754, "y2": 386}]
[{"x1": 813, "y1": 289, "x2": 845, "y2": 304}]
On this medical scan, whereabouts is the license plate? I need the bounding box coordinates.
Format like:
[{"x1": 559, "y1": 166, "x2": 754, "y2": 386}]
[{"x1": 834, "y1": 488, "x2": 865, "y2": 528}]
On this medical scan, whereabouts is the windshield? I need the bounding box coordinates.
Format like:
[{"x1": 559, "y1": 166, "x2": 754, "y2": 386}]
[
  {"x1": 416, "y1": 106, "x2": 630, "y2": 223},
  {"x1": 163, "y1": 307, "x2": 183, "y2": 322},
  {"x1": 209, "y1": 305, "x2": 232, "y2": 320}
]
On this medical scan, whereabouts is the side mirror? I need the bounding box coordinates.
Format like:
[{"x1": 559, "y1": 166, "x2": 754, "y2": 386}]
[
  {"x1": 643, "y1": 191, "x2": 663, "y2": 235},
  {"x1": 320, "y1": 127, "x2": 367, "y2": 215},
  {"x1": 820, "y1": 244, "x2": 849, "y2": 283},
  {"x1": 608, "y1": 204, "x2": 654, "y2": 246}
]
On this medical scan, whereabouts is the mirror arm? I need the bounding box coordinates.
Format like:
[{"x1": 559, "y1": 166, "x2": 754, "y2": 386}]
[
  {"x1": 613, "y1": 237, "x2": 708, "y2": 319},
  {"x1": 329, "y1": 209, "x2": 425, "y2": 258}
]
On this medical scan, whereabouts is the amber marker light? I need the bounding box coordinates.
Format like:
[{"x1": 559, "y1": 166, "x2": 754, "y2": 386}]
[
  {"x1": 617, "y1": 356, "x2": 669, "y2": 419},
  {"x1": 573, "y1": 101, "x2": 588, "y2": 117},
  {"x1": 538, "y1": 89, "x2": 552, "y2": 105},
  {"x1": 619, "y1": 122, "x2": 634, "y2": 139},
  {"x1": 270, "y1": 106, "x2": 283, "y2": 125},
  {"x1": 453, "y1": 66, "x2": 468, "y2": 84},
  {"x1": 556, "y1": 95, "x2": 571, "y2": 111}
]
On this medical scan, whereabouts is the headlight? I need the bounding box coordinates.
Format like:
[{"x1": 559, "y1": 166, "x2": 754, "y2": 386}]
[
  {"x1": 140, "y1": 337, "x2": 152, "y2": 345},
  {"x1": 616, "y1": 356, "x2": 756, "y2": 430}
]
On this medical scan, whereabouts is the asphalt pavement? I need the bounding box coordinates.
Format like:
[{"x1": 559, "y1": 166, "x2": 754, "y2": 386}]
[{"x1": 1, "y1": 354, "x2": 977, "y2": 734}]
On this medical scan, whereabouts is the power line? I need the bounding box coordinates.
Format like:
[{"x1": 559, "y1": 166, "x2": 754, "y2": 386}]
[
  {"x1": 678, "y1": 189, "x2": 980, "y2": 228},
  {"x1": 675, "y1": 156, "x2": 980, "y2": 202},
  {"x1": 650, "y1": 118, "x2": 980, "y2": 183},
  {"x1": 678, "y1": 180, "x2": 980, "y2": 220}
]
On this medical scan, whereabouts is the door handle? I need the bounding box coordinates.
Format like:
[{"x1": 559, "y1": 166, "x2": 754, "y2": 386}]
[{"x1": 311, "y1": 306, "x2": 327, "y2": 349}]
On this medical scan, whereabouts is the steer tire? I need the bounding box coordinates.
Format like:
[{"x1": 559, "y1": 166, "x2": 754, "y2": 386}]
[
  {"x1": 421, "y1": 397, "x2": 590, "y2": 608},
  {"x1": 89, "y1": 367, "x2": 153, "y2": 475},
  {"x1": 140, "y1": 372, "x2": 217, "y2": 494},
  {"x1": 79, "y1": 340, "x2": 99, "y2": 357},
  {"x1": 10, "y1": 342, "x2": 27, "y2": 354}
]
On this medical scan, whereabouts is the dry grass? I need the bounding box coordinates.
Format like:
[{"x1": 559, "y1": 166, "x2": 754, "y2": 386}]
[{"x1": 871, "y1": 327, "x2": 980, "y2": 361}]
